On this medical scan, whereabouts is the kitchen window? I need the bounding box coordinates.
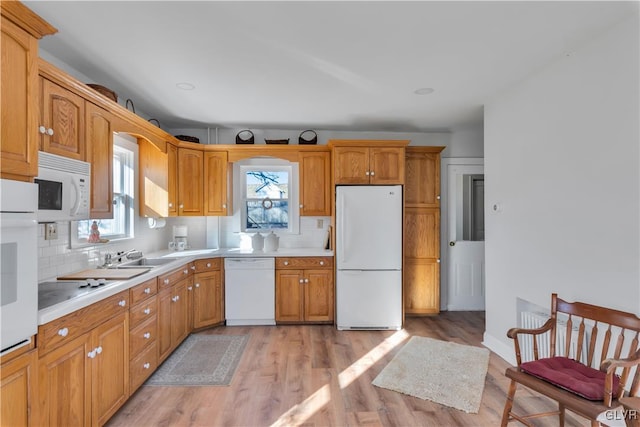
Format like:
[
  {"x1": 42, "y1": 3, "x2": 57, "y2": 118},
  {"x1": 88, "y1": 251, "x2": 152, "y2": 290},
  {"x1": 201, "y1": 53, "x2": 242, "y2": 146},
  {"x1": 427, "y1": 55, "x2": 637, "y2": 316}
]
[
  {"x1": 72, "y1": 134, "x2": 137, "y2": 245},
  {"x1": 234, "y1": 159, "x2": 299, "y2": 234}
]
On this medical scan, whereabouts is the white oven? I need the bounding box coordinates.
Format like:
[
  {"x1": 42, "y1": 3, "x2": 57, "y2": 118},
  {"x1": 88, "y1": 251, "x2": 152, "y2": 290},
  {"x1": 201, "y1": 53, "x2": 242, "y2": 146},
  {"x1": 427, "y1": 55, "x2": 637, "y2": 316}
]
[{"x1": 0, "y1": 179, "x2": 38, "y2": 354}]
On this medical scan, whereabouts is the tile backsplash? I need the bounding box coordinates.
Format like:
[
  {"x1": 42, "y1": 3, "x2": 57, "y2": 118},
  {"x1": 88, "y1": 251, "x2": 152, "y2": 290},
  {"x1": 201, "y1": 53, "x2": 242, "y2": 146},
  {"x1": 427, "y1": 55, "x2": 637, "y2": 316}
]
[{"x1": 38, "y1": 216, "x2": 330, "y2": 282}]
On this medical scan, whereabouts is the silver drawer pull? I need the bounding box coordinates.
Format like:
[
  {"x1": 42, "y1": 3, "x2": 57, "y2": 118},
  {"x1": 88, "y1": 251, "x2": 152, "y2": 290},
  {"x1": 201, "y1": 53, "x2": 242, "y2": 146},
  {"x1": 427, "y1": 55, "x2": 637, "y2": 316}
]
[
  {"x1": 143, "y1": 308, "x2": 151, "y2": 315},
  {"x1": 144, "y1": 287, "x2": 151, "y2": 294},
  {"x1": 58, "y1": 327, "x2": 69, "y2": 337},
  {"x1": 118, "y1": 300, "x2": 126, "y2": 307},
  {"x1": 143, "y1": 332, "x2": 151, "y2": 339},
  {"x1": 143, "y1": 362, "x2": 150, "y2": 369}
]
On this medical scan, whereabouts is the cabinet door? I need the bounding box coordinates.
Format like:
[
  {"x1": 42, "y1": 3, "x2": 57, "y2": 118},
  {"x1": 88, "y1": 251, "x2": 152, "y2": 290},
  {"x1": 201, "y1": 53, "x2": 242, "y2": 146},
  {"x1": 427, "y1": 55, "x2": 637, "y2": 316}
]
[
  {"x1": 304, "y1": 269, "x2": 334, "y2": 322},
  {"x1": 38, "y1": 334, "x2": 92, "y2": 427},
  {"x1": 193, "y1": 271, "x2": 223, "y2": 328},
  {"x1": 139, "y1": 139, "x2": 169, "y2": 218},
  {"x1": 157, "y1": 290, "x2": 173, "y2": 362},
  {"x1": 91, "y1": 312, "x2": 129, "y2": 427},
  {"x1": 85, "y1": 102, "x2": 113, "y2": 219},
  {"x1": 167, "y1": 142, "x2": 178, "y2": 216},
  {"x1": 299, "y1": 151, "x2": 330, "y2": 216},
  {"x1": 41, "y1": 78, "x2": 85, "y2": 160},
  {"x1": 369, "y1": 147, "x2": 404, "y2": 184},
  {"x1": 333, "y1": 146, "x2": 369, "y2": 184},
  {"x1": 0, "y1": 17, "x2": 39, "y2": 178},
  {"x1": 275, "y1": 270, "x2": 303, "y2": 322},
  {"x1": 177, "y1": 147, "x2": 203, "y2": 216},
  {"x1": 404, "y1": 208, "x2": 440, "y2": 259},
  {"x1": 171, "y1": 279, "x2": 190, "y2": 348},
  {"x1": 404, "y1": 259, "x2": 440, "y2": 315},
  {"x1": 203, "y1": 151, "x2": 228, "y2": 216},
  {"x1": 405, "y1": 149, "x2": 440, "y2": 208},
  {"x1": 1, "y1": 349, "x2": 37, "y2": 427}
]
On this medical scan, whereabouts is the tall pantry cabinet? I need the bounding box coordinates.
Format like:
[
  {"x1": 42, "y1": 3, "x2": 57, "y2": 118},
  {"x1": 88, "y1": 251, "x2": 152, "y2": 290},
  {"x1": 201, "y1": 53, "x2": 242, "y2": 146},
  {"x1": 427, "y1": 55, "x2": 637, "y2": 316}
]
[{"x1": 403, "y1": 146, "x2": 445, "y2": 315}]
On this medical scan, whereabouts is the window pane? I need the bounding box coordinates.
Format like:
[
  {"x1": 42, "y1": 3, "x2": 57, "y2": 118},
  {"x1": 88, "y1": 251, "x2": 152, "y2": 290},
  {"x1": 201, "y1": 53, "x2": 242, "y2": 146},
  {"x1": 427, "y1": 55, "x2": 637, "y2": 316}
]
[
  {"x1": 245, "y1": 171, "x2": 288, "y2": 200},
  {"x1": 245, "y1": 199, "x2": 288, "y2": 229}
]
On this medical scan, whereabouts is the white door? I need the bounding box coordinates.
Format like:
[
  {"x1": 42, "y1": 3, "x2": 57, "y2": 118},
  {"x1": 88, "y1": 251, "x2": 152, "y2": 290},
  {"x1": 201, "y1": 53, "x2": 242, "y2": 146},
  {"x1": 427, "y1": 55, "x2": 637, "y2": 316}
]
[{"x1": 447, "y1": 163, "x2": 485, "y2": 311}]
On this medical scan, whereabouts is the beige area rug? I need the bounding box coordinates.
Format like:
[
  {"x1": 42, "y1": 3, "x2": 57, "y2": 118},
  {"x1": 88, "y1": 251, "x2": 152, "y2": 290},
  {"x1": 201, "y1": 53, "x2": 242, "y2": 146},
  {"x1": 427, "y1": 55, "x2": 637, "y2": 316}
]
[
  {"x1": 372, "y1": 336, "x2": 490, "y2": 413},
  {"x1": 146, "y1": 334, "x2": 249, "y2": 386}
]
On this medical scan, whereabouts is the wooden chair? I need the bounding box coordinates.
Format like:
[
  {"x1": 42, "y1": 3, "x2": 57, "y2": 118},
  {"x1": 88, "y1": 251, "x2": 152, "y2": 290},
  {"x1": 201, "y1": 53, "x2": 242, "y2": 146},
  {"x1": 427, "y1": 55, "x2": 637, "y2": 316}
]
[{"x1": 501, "y1": 293, "x2": 640, "y2": 426}]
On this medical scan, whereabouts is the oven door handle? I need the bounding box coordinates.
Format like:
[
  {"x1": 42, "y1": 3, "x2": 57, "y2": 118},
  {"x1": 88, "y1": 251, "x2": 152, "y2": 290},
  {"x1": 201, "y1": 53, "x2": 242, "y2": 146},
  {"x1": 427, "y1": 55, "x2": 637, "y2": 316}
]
[{"x1": 0, "y1": 218, "x2": 37, "y2": 228}]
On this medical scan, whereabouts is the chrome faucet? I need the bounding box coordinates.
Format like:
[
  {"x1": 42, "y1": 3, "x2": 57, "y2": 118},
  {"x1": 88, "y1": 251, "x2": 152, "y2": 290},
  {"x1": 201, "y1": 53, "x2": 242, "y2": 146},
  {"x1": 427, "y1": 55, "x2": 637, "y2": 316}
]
[
  {"x1": 116, "y1": 249, "x2": 143, "y2": 263},
  {"x1": 101, "y1": 253, "x2": 113, "y2": 268}
]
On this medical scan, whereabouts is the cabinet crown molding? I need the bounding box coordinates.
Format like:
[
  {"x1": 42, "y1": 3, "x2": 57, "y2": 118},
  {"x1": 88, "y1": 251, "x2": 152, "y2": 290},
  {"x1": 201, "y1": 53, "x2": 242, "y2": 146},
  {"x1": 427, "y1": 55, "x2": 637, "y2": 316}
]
[{"x1": 1, "y1": 1, "x2": 57, "y2": 38}]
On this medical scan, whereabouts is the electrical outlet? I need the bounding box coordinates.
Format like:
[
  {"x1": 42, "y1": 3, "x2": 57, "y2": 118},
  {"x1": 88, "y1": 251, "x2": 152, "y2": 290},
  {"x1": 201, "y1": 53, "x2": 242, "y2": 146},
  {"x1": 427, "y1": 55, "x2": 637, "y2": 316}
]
[
  {"x1": 44, "y1": 223, "x2": 58, "y2": 240},
  {"x1": 317, "y1": 219, "x2": 324, "y2": 229}
]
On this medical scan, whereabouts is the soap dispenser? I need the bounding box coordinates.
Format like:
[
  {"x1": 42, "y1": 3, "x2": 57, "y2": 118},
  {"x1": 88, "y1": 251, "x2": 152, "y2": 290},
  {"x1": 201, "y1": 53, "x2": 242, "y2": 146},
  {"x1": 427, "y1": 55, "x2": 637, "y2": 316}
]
[{"x1": 264, "y1": 231, "x2": 279, "y2": 252}]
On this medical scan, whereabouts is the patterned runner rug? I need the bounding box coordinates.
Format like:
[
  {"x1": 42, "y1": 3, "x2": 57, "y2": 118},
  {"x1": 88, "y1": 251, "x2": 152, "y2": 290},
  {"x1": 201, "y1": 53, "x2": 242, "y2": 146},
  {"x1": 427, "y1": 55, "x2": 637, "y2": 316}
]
[
  {"x1": 372, "y1": 336, "x2": 490, "y2": 413},
  {"x1": 146, "y1": 333, "x2": 249, "y2": 386}
]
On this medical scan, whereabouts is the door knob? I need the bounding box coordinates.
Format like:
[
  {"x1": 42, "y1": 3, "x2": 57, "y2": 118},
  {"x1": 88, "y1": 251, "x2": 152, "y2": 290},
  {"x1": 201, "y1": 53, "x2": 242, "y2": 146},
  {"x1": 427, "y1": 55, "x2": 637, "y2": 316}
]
[{"x1": 449, "y1": 241, "x2": 455, "y2": 246}]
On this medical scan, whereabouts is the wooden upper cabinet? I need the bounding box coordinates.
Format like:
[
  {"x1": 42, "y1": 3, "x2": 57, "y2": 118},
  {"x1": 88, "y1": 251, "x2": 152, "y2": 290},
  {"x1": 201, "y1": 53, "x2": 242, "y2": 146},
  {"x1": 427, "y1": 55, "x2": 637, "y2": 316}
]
[
  {"x1": 85, "y1": 102, "x2": 113, "y2": 219},
  {"x1": 405, "y1": 147, "x2": 443, "y2": 208},
  {"x1": 40, "y1": 78, "x2": 86, "y2": 161},
  {"x1": 369, "y1": 147, "x2": 405, "y2": 184},
  {"x1": 299, "y1": 151, "x2": 330, "y2": 216},
  {"x1": 177, "y1": 147, "x2": 203, "y2": 216},
  {"x1": 0, "y1": 3, "x2": 56, "y2": 179},
  {"x1": 139, "y1": 138, "x2": 169, "y2": 218},
  {"x1": 332, "y1": 146, "x2": 370, "y2": 184},
  {"x1": 167, "y1": 142, "x2": 178, "y2": 216},
  {"x1": 203, "y1": 151, "x2": 228, "y2": 216},
  {"x1": 329, "y1": 140, "x2": 409, "y2": 185}
]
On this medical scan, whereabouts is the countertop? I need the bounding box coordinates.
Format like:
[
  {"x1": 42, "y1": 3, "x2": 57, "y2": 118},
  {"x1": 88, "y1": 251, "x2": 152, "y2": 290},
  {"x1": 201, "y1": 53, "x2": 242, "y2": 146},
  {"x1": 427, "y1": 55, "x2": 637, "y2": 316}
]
[{"x1": 38, "y1": 247, "x2": 333, "y2": 325}]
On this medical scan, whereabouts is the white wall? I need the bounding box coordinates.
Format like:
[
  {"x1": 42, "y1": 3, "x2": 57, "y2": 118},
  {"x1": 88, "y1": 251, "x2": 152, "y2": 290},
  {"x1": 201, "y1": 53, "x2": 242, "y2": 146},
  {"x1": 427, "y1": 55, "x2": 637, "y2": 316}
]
[{"x1": 483, "y1": 16, "x2": 640, "y2": 363}]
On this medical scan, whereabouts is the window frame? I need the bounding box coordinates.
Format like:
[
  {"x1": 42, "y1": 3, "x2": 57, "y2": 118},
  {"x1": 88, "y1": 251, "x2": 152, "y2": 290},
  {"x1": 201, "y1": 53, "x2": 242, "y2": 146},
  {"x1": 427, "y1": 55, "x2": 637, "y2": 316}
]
[
  {"x1": 233, "y1": 158, "x2": 300, "y2": 234},
  {"x1": 71, "y1": 134, "x2": 138, "y2": 247}
]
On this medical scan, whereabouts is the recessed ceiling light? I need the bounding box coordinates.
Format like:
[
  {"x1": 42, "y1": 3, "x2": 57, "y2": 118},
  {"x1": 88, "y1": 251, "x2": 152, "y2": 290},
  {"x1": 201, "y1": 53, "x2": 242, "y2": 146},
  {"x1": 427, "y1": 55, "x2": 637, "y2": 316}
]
[
  {"x1": 414, "y1": 87, "x2": 435, "y2": 95},
  {"x1": 176, "y1": 82, "x2": 195, "y2": 90}
]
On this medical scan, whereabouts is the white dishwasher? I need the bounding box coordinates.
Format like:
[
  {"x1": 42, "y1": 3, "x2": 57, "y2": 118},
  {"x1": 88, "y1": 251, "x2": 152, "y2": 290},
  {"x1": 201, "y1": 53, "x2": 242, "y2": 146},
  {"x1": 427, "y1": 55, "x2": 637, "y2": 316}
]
[{"x1": 224, "y1": 257, "x2": 275, "y2": 326}]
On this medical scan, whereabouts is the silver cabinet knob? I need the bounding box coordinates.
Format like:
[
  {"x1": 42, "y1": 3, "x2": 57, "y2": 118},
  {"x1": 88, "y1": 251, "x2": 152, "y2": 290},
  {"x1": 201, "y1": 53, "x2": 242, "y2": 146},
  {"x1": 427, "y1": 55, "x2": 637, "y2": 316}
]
[
  {"x1": 319, "y1": 261, "x2": 324, "y2": 266},
  {"x1": 143, "y1": 362, "x2": 150, "y2": 369},
  {"x1": 169, "y1": 202, "x2": 173, "y2": 208},
  {"x1": 365, "y1": 171, "x2": 370, "y2": 176},
  {"x1": 304, "y1": 278, "x2": 309, "y2": 283},
  {"x1": 436, "y1": 195, "x2": 441, "y2": 200},
  {"x1": 195, "y1": 283, "x2": 200, "y2": 288},
  {"x1": 299, "y1": 279, "x2": 304, "y2": 284},
  {"x1": 144, "y1": 287, "x2": 151, "y2": 294},
  {"x1": 222, "y1": 204, "x2": 227, "y2": 209},
  {"x1": 143, "y1": 308, "x2": 151, "y2": 315},
  {"x1": 143, "y1": 332, "x2": 151, "y2": 339},
  {"x1": 96, "y1": 346, "x2": 102, "y2": 354},
  {"x1": 164, "y1": 279, "x2": 170, "y2": 285},
  {"x1": 118, "y1": 300, "x2": 126, "y2": 307},
  {"x1": 58, "y1": 327, "x2": 69, "y2": 337},
  {"x1": 38, "y1": 125, "x2": 46, "y2": 134},
  {"x1": 206, "y1": 263, "x2": 211, "y2": 268},
  {"x1": 88, "y1": 350, "x2": 96, "y2": 359},
  {"x1": 47, "y1": 128, "x2": 54, "y2": 135},
  {"x1": 370, "y1": 171, "x2": 375, "y2": 176},
  {"x1": 187, "y1": 286, "x2": 193, "y2": 291},
  {"x1": 284, "y1": 261, "x2": 289, "y2": 266},
  {"x1": 179, "y1": 204, "x2": 184, "y2": 209},
  {"x1": 299, "y1": 204, "x2": 303, "y2": 208}
]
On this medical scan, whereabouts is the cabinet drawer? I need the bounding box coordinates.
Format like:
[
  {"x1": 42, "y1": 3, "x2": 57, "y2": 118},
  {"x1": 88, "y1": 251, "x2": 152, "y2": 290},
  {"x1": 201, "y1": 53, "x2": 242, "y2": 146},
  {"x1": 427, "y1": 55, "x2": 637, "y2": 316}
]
[
  {"x1": 129, "y1": 297, "x2": 158, "y2": 329},
  {"x1": 38, "y1": 290, "x2": 129, "y2": 356},
  {"x1": 193, "y1": 258, "x2": 221, "y2": 272},
  {"x1": 276, "y1": 257, "x2": 333, "y2": 270},
  {"x1": 158, "y1": 264, "x2": 192, "y2": 289},
  {"x1": 129, "y1": 315, "x2": 157, "y2": 357},
  {"x1": 130, "y1": 341, "x2": 158, "y2": 393},
  {"x1": 130, "y1": 277, "x2": 158, "y2": 305}
]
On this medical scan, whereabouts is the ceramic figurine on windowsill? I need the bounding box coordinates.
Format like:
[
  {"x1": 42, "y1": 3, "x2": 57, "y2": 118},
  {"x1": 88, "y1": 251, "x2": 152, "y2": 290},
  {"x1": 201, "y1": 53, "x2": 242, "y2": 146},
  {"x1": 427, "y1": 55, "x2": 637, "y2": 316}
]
[{"x1": 88, "y1": 221, "x2": 101, "y2": 243}]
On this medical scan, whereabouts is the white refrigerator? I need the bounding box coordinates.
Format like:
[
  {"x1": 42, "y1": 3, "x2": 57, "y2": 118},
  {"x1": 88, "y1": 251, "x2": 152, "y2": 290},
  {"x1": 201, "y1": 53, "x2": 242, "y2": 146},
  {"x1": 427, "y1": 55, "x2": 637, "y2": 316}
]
[{"x1": 336, "y1": 185, "x2": 403, "y2": 330}]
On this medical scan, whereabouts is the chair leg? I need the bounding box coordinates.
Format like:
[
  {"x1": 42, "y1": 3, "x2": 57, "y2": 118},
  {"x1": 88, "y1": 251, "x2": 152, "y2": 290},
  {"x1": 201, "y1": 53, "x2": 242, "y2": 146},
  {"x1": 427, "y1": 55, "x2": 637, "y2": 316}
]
[
  {"x1": 501, "y1": 380, "x2": 518, "y2": 427},
  {"x1": 558, "y1": 403, "x2": 565, "y2": 427}
]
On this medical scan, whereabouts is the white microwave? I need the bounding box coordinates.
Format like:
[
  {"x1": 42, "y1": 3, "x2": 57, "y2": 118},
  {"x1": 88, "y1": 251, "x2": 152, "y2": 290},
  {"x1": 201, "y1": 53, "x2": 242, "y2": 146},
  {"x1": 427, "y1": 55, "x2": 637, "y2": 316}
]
[{"x1": 35, "y1": 151, "x2": 91, "y2": 222}]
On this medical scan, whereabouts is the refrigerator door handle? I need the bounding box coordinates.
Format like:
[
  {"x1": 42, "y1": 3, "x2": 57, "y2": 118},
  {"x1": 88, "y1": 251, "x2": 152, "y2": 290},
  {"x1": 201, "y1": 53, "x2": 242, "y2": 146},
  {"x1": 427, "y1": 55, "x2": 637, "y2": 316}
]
[{"x1": 339, "y1": 195, "x2": 347, "y2": 266}]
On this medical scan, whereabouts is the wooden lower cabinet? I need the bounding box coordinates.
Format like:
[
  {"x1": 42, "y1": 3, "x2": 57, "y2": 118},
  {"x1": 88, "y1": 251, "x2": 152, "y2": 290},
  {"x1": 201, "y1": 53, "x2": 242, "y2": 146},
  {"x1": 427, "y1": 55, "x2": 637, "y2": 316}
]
[
  {"x1": 38, "y1": 312, "x2": 128, "y2": 427},
  {"x1": 192, "y1": 271, "x2": 223, "y2": 328},
  {"x1": 404, "y1": 259, "x2": 440, "y2": 315},
  {"x1": 275, "y1": 257, "x2": 334, "y2": 323},
  {"x1": 0, "y1": 348, "x2": 38, "y2": 426},
  {"x1": 158, "y1": 278, "x2": 190, "y2": 363}
]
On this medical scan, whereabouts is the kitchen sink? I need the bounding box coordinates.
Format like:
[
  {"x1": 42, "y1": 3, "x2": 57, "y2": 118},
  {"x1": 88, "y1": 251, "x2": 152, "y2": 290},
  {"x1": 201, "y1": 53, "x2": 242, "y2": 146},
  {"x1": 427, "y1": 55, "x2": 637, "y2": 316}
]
[{"x1": 116, "y1": 258, "x2": 175, "y2": 268}]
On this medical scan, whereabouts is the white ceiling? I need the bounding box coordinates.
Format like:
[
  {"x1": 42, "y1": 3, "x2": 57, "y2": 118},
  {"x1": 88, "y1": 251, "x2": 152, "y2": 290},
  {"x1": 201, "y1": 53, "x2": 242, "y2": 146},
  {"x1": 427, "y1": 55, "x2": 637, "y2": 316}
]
[{"x1": 25, "y1": 1, "x2": 636, "y2": 132}]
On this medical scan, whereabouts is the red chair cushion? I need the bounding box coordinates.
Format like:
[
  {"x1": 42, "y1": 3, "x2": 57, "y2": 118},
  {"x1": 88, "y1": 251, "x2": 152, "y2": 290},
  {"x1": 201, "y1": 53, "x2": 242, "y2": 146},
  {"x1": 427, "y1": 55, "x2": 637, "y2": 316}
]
[{"x1": 520, "y1": 356, "x2": 621, "y2": 401}]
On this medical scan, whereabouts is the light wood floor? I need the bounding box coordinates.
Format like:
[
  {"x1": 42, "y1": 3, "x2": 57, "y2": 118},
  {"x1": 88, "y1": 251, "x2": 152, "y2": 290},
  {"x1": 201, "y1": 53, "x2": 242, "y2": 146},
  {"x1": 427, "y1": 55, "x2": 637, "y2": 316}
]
[{"x1": 107, "y1": 312, "x2": 588, "y2": 427}]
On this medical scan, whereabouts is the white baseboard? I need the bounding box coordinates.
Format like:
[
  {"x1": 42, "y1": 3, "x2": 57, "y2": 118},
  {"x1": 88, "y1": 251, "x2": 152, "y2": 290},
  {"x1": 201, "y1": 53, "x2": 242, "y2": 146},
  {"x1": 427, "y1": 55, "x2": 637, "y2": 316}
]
[{"x1": 482, "y1": 331, "x2": 516, "y2": 366}]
